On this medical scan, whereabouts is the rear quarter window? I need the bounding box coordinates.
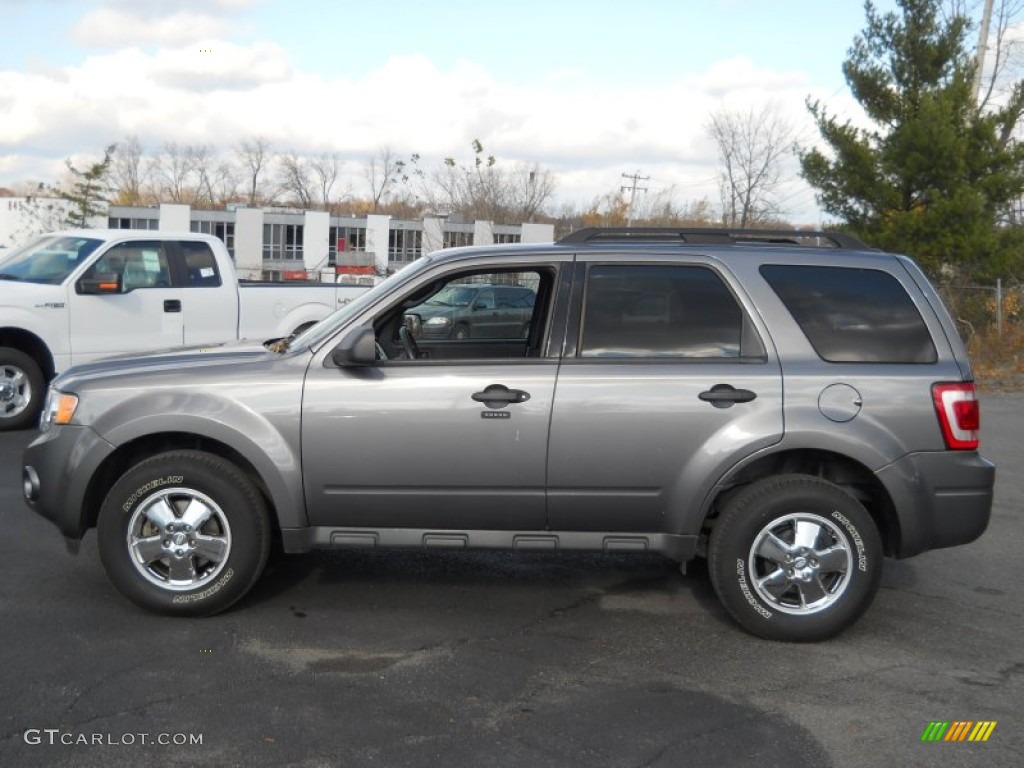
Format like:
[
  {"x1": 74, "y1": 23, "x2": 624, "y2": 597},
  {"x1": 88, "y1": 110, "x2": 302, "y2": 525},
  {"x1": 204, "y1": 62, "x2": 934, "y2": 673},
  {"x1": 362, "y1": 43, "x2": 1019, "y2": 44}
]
[
  {"x1": 179, "y1": 241, "x2": 222, "y2": 287},
  {"x1": 760, "y1": 265, "x2": 937, "y2": 363}
]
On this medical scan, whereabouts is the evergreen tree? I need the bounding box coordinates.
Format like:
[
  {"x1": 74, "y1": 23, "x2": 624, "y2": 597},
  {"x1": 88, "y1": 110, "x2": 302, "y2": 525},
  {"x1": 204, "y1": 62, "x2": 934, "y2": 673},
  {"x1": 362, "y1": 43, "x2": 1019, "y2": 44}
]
[
  {"x1": 58, "y1": 144, "x2": 116, "y2": 228},
  {"x1": 800, "y1": 0, "x2": 1024, "y2": 278}
]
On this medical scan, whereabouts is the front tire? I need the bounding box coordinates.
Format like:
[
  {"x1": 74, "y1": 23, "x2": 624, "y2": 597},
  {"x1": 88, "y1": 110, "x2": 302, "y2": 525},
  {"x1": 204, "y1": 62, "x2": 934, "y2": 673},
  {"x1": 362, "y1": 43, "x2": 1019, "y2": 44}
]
[
  {"x1": 708, "y1": 475, "x2": 882, "y2": 642},
  {"x1": 0, "y1": 347, "x2": 45, "y2": 431},
  {"x1": 97, "y1": 451, "x2": 271, "y2": 616}
]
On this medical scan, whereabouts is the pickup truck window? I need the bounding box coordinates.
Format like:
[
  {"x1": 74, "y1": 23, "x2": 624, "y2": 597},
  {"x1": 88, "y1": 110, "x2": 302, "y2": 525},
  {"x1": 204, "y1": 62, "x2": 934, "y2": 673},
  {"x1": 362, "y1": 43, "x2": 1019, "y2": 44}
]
[
  {"x1": 0, "y1": 235, "x2": 103, "y2": 284},
  {"x1": 81, "y1": 241, "x2": 171, "y2": 291},
  {"x1": 179, "y1": 241, "x2": 222, "y2": 287}
]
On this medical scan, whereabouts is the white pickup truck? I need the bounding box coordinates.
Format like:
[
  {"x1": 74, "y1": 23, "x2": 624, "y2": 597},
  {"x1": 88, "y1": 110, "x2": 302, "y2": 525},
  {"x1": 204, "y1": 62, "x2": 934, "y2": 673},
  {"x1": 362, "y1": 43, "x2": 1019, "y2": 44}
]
[{"x1": 0, "y1": 229, "x2": 368, "y2": 429}]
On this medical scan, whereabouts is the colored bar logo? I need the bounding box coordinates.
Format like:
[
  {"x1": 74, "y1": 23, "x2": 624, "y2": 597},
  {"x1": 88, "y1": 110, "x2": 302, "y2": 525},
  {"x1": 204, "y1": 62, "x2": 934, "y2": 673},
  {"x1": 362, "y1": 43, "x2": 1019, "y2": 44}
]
[{"x1": 921, "y1": 721, "x2": 997, "y2": 742}]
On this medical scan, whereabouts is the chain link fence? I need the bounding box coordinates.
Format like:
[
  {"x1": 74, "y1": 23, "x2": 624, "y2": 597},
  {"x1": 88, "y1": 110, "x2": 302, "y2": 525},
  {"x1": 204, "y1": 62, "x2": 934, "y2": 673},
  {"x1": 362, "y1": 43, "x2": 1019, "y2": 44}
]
[{"x1": 938, "y1": 279, "x2": 1024, "y2": 383}]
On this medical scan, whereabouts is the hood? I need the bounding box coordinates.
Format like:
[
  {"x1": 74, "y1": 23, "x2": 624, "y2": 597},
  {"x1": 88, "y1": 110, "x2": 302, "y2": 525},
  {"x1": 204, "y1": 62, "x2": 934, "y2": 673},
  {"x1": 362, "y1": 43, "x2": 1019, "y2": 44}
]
[
  {"x1": 0, "y1": 279, "x2": 66, "y2": 305},
  {"x1": 55, "y1": 339, "x2": 277, "y2": 387}
]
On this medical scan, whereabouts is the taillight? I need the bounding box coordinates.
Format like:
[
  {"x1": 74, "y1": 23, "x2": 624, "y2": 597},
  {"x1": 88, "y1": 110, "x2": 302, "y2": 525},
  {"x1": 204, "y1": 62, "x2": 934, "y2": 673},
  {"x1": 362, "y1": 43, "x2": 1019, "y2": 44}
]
[{"x1": 932, "y1": 382, "x2": 980, "y2": 450}]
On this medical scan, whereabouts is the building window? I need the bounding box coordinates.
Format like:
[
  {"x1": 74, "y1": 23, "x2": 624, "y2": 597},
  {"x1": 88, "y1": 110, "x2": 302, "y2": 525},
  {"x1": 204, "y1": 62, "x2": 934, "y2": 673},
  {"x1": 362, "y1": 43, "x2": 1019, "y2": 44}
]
[
  {"x1": 443, "y1": 230, "x2": 473, "y2": 249},
  {"x1": 108, "y1": 217, "x2": 158, "y2": 230},
  {"x1": 328, "y1": 226, "x2": 367, "y2": 265},
  {"x1": 263, "y1": 223, "x2": 303, "y2": 261},
  {"x1": 493, "y1": 232, "x2": 521, "y2": 245},
  {"x1": 388, "y1": 228, "x2": 422, "y2": 263},
  {"x1": 190, "y1": 220, "x2": 235, "y2": 257}
]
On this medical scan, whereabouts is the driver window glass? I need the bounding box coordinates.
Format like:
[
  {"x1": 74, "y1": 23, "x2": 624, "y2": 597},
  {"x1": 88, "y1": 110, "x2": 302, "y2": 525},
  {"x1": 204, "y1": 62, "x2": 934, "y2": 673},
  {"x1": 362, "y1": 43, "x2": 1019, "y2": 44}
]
[
  {"x1": 387, "y1": 270, "x2": 545, "y2": 360},
  {"x1": 83, "y1": 242, "x2": 171, "y2": 291}
]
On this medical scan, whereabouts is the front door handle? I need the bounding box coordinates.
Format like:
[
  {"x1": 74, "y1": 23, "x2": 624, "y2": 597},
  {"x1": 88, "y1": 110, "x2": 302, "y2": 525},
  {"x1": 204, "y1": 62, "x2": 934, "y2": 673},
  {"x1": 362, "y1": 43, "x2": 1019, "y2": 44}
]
[
  {"x1": 164, "y1": 299, "x2": 182, "y2": 313},
  {"x1": 471, "y1": 384, "x2": 531, "y2": 408},
  {"x1": 699, "y1": 384, "x2": 757, "y2": 409}
]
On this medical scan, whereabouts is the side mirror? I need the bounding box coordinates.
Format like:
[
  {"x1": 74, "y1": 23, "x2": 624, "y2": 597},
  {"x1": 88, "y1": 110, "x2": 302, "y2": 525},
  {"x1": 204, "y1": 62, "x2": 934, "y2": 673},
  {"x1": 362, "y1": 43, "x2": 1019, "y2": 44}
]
[
  {"x1": 77, "y1": 272, "x2": 123, "y2": 295},
  {"x1": 330, "y1": 325, "x2": 378, "y2": 367}
]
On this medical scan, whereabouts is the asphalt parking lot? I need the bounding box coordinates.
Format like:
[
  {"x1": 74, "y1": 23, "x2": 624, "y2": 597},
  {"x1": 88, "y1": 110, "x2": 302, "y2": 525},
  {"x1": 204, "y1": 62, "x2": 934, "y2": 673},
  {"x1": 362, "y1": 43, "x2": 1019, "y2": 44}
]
[{"x1": 1, "y1": 393, "x2": 1022, "y2": 768}]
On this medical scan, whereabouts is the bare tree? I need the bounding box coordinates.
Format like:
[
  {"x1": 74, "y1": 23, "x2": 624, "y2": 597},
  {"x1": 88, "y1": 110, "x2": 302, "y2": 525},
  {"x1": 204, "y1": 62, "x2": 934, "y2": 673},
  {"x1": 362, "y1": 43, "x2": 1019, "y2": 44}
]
[
  {"x1": 310, "y1": 152, "x2": 340, "y2": 210},
  {"x1": 149, "y1": 142, "x2": 195, "y2": 203},
  {"x1": 430, "y1": 139, "x2": 556, "y2": 223},
  {"x1": 365, "y1": 147, "x2": 424, "y2": 213},
  {"x1": 187, "y1": 144, "x2": 217, "y2": 207},
  {"x1": 235, "y1": 137, "x2": 271, "y2": 206},
  {"x1": 209, "y1": 161, "x2": 241, "y2": 206},
  {"x1": 110, "y1": 136, "x2": 147, "y2": 205},
  {"x1": 276, "y1": 150, "x2": 314, "y2": 208},
  {"x1": 707, "y1": 105, "x2": 796, "y2": 227}
]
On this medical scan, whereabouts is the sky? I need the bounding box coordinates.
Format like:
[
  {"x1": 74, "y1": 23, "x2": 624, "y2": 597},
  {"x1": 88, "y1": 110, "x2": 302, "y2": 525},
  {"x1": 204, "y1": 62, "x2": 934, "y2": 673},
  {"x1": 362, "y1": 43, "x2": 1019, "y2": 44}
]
[{"x1": 0, "y1": 0, "x2": 937, "y2": 224}]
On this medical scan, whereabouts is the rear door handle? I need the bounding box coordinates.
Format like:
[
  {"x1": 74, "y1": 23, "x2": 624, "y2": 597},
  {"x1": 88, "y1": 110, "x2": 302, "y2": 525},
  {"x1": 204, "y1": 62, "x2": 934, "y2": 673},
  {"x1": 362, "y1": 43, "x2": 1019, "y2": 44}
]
[
  {"x1": 471, "y1": 384, "x2": 531, "y2": 408},
  {"x1": 164, "y1": 299, "x2": 182, "y2": 313},
  {"x1": 699, "y1": 384, "x2": 757, "y2": 408}
]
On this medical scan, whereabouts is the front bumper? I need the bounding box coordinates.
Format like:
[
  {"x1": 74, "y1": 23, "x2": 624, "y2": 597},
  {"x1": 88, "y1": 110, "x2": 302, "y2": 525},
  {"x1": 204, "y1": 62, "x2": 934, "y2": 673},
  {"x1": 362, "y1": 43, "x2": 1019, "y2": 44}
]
[
  {"x1": 876, "y1": 450, "x2": 996, "y2": 558},
  {"x1": 22, "y1": 424, "x2": 116, "y2": 549}
]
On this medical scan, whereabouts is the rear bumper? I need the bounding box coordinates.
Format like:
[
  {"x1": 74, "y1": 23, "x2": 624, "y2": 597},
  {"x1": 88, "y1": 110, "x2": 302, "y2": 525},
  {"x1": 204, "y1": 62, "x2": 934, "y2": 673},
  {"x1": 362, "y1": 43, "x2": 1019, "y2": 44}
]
[
  {"x1": 876, "y1": 451, "x2": 995, "y2": 558},
  {"x1": 22, "y1": 425, "x2": 116, "y2": 546}
]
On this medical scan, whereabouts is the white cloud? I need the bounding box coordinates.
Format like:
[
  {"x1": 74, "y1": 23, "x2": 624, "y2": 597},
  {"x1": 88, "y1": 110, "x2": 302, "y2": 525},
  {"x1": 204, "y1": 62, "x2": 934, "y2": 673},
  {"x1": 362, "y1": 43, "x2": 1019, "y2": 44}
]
[
  {"x1": 0, "y1": 38, "x2": 837, "y2": 220},
  {"x1": 72, "y1": 7, "x2": 235, "y2": 47}
]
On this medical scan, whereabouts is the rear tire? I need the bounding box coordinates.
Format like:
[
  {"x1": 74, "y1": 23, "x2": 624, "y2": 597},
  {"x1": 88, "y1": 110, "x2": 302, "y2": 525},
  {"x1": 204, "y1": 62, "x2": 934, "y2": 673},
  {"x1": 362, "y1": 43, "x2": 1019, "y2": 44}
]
[
  {"x1": 97, "y1": 450, "x2": 271, "y2": 616},
  {"x1": 0, "y1": 347, "x2": 45, "y2": 431},
  {"x1": 708, "y1": 475, "x2": 882, "y2": 642}
]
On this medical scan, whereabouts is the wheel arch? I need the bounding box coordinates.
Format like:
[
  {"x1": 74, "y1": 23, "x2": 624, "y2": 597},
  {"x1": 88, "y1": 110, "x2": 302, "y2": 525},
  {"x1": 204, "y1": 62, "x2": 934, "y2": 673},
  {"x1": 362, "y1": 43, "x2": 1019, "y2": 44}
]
[
  {"x1": 702, "y1": 448, "x2": 902, "y2": 557},
  {"x1": 0, "y1": 327, "x2": 56, "y2": 380},
  {"x1": 81, "y1": 432, "x2": 286, "y2": 538}
]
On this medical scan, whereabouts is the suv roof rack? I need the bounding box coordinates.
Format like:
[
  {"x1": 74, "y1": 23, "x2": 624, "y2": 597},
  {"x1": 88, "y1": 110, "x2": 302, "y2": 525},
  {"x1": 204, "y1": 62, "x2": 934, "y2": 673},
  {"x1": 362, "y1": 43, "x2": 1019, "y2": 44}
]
[{"x1": 557, "y1": 227, "x2": 869, "y2": 250}]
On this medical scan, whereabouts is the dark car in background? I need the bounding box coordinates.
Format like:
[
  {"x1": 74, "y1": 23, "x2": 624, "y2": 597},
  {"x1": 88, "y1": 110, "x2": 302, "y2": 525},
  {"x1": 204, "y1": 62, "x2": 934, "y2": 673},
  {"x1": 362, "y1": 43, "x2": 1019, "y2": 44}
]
[{"x1": 404, "y1": 283, "x2": 536, "y2": 339}]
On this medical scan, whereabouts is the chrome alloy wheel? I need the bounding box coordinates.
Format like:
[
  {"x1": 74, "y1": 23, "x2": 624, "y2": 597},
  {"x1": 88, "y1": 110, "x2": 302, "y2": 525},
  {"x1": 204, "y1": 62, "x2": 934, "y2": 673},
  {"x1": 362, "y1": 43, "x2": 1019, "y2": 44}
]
[
  {"x1": 0, "y1": 363, "x2": 31, "y2": 419},
  {"x1": 126, "y1": 488, "x2": 233, "y2": 591},
  {"x1": 748, "y1": 512, "x2": 852, "y2": 615}
]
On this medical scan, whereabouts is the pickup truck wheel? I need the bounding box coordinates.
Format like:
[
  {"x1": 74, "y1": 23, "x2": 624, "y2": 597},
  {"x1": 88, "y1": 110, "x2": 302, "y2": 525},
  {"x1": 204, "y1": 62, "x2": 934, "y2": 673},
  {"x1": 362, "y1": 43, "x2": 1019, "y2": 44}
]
[
  {"x1": 97, "y1": 450, "x2": 271, "y2": 616},
  {"x1": 708, "y1": 475, "x2": 882, "y2": 642},
  {"x1": 0, "y1": 347, "x2": 44, "y2": 431}
]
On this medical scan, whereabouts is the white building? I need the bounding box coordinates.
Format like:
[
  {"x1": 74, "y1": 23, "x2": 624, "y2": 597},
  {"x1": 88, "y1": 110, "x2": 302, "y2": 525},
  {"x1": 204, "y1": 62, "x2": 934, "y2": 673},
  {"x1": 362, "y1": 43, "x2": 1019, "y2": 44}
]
[{"x1": 0, "y1": 198, "x2": 555, "y2": 280}]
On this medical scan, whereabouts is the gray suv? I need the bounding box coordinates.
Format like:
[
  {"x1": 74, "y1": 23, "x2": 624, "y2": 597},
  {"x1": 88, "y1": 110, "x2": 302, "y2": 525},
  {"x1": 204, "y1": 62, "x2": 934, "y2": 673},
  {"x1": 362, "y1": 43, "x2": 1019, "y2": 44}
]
[{"x1": 22, "y1": 228, "x2": 995, "y2": 641}]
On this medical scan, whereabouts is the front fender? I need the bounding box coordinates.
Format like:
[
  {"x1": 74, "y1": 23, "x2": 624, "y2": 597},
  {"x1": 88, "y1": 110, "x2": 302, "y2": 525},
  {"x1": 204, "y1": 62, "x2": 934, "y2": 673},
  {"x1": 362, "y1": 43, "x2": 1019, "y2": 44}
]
[{"x1": 90, "y1": 390, "x2": 307, "y2": 529}]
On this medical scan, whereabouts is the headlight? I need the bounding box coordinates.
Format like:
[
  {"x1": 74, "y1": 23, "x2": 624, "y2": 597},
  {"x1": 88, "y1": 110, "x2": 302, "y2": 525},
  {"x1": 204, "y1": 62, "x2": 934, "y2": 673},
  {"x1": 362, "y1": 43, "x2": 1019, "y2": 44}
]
[
  {"x1": 39, "y1": 387, "x2": 79, "y2": 431},
  {"x1": 424, "y1": 316, "x2": 452, "y2": 326}
]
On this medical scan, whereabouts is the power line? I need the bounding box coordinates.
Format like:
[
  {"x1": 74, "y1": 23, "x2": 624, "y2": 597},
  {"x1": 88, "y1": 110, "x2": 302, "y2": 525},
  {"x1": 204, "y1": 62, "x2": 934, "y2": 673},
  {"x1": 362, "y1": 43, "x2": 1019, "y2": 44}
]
[{"x1": 621, "y1": 170, "x2": 649, "y2": 226}]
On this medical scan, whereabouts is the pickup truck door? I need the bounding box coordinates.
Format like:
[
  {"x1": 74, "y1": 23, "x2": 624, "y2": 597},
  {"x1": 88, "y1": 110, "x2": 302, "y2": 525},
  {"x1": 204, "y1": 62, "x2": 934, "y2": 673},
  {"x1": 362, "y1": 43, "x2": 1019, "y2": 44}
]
[
  {"x1": 67, "y1": 240, "x2": 184, "y2": 364},
  {"x1": 169, "y1": 240, "x2": 240, "y2": 345},
  {"x1": 545, "y1": 259, "x2": 784, "y2": 534}
]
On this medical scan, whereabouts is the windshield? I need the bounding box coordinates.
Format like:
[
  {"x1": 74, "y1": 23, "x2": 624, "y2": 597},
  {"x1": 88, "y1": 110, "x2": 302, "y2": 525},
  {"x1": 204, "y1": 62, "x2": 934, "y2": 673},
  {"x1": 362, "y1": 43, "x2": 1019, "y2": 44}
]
[
  {"x1": 424, "y1": 285, "x2": 478, "y2": 307},
  {"x1": 0, "y1": 235, "x2": 104, "y2": 284},
  {"x1": 287, "y1": 256, "x2": 439, "y2": 351}
]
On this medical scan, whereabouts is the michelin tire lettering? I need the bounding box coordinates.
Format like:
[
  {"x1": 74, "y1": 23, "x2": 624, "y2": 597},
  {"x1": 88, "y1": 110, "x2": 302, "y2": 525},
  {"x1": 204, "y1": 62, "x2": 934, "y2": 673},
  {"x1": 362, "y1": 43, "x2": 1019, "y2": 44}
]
[
  {"x1": 831, "y1": 510, "x2": 868, "y2": 572},
  {"x1": 736, "y1": 558, "x2": 773, "y2": 619},
  {"x1": 122, "y1": 476, "x2": 184, "y2": 512}
]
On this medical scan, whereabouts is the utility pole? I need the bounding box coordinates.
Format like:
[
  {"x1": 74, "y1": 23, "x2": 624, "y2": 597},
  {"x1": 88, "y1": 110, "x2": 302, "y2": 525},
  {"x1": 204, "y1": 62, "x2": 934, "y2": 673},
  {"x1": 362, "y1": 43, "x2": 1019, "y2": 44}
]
[
  {"x1": 621, "y1": 170, "x2": 649, "y2": 226},
  {"x1": 971, "y1": 0, "x2": 995, "y2": 104}
]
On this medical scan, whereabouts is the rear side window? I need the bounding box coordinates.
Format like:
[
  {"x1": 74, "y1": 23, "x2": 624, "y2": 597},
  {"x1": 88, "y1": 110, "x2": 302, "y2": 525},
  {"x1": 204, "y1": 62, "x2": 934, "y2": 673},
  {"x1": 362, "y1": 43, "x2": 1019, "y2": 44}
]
[
  {"x1": 761, "y1": 265, "x2": 936, "y2": 363},
  {"x1": 179, "y1": 241, "x2": 222, "y2": 287},
  {"x1": 580, "y1": 264, "x2": 760, "y2": 359}
]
